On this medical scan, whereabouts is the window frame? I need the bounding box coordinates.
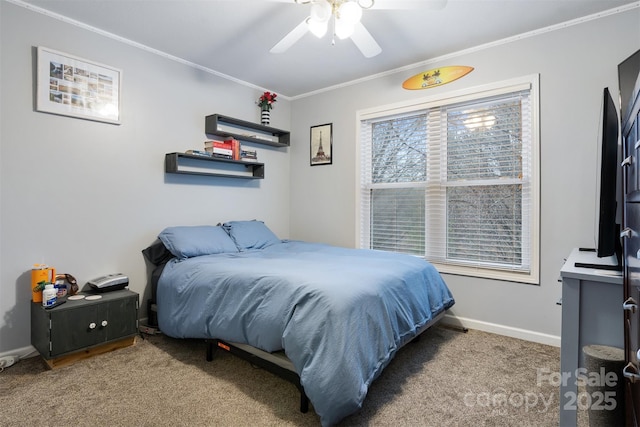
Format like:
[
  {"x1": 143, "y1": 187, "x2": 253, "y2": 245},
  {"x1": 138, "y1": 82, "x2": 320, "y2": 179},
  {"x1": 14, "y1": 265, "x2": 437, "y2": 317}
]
[{"x1": 355, "y1": 74, "x2": 540, "y2": 284}]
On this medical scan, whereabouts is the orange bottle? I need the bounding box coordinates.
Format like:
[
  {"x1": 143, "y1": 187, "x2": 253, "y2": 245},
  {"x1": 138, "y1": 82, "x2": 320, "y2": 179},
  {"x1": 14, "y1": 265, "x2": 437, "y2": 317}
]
[{"x1": 31, "y1": 264, "x2": 55, "y2": 303}]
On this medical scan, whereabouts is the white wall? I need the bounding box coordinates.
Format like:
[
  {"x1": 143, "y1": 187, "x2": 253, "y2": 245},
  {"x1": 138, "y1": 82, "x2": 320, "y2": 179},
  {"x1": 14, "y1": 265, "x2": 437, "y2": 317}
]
[
  {"x1": 288, "y1": 8, "x2": 640, "y2": 345},
  {"x1": 0, "y1": 2, "x2": 292, "y2": 353},
  {"x1": 2, "y1": 1, "x2": 638, "y2": 355}
]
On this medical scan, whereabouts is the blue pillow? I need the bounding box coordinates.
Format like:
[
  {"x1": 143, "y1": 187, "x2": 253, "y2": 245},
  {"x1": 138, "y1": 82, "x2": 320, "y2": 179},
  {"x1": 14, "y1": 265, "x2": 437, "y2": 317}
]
[
  {"x1": 158, "y1": 226, "x2": 239, "y2": 259},
  {"x1": 222, "y1": 220, "x2": 281, "y2": 251}
]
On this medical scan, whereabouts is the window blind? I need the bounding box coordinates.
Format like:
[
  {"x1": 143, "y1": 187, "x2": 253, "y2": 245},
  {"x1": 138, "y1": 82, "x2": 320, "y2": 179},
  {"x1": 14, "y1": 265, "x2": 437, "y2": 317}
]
[
  {"x1": 359, "y1": 78, "x2": 537, "y2": 281},
  {"x1": 361, "y1": 112, "x2": 429, "y2": 255}
]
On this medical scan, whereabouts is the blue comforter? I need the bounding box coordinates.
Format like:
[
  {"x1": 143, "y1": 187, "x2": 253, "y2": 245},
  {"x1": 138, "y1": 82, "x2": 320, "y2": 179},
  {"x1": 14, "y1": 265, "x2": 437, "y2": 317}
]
[{"x1": 157, "y1": 241, "x2": 454, "y2": 426}]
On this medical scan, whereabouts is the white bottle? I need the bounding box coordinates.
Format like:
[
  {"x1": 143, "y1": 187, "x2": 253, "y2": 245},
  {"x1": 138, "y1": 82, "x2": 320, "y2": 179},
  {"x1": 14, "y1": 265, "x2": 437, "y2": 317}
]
[{"x1": 42, "y1": 284, "x2": 56, "y2": 307}]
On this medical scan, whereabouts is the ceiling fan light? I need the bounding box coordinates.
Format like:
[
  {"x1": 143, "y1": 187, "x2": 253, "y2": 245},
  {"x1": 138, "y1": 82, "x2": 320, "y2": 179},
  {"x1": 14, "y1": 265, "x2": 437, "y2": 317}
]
[
  {"x1": 334, "y1": 17, "x2": 355, "y2": 39},
  {"x1": 356, "y1": 0, "x2": 374, "y2": 9},
  {"x1": 310, "y1": 0, "x2": 331, "y2": 22},
  {"x1": 337, "y1": 1, "x2": 362, "y2": 26},
  {"x1": 307, "y1": 17, "x2": 329, "y2": 38}
]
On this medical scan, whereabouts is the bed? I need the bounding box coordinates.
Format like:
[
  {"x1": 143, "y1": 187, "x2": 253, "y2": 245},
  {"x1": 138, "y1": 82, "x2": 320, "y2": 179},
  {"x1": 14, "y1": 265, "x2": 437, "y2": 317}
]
[{"x1": 142, "y1": 221, "x2": 455, "y2": 426}]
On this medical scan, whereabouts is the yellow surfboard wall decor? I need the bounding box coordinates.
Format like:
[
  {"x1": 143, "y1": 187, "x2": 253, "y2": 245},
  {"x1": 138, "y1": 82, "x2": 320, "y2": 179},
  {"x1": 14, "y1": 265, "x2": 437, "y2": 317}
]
[{"x1": 402, "y1": 65, "x2": 474, "y2": 90}]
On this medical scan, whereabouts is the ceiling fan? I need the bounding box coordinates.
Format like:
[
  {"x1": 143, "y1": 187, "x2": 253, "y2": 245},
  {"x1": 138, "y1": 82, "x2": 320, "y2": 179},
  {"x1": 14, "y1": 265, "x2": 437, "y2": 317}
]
[{"x1": 269, "y1": 0, "x2": 447, "y2": 58}]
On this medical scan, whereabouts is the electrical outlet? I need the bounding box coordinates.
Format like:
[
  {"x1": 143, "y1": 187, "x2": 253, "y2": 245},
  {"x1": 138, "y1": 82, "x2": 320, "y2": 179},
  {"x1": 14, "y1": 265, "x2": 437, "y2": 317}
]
[{"x1": 0, "y1": 355, "x2": 18, "y2": 369}]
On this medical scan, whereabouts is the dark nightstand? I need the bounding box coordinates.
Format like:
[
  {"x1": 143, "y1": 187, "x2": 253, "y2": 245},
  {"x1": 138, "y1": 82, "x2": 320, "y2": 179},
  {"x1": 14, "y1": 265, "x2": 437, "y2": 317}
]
[{"x1": 31, "y1": 289, "x2": 139, "y2": 369}]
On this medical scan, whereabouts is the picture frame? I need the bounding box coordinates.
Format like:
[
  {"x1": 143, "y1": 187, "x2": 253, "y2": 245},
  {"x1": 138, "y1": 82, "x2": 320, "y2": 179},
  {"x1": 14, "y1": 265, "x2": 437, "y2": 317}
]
[
  {"x1": 36, "y1": 46, "x2": 122, "y2": 125},
  {"x1": 310, "y1": 123, "x2": 332, "y2": 166}
]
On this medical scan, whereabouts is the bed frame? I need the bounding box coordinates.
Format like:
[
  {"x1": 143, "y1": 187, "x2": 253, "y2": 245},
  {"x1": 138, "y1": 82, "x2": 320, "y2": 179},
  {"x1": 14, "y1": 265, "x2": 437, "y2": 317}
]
[
  {"x1": 144, "y1": 294, "x2": 312, "y2": 410},
  {"x1": 206, "y1": 338, "x2": 310, "y2": 412},
  {"x1": 203, "y1": 309, "x2": 447, "y2": 414}
]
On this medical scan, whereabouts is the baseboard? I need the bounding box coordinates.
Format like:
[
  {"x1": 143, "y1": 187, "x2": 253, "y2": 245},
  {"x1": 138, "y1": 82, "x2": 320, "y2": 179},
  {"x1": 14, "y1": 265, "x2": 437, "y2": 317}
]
[{"x1": 441, "y1": 314, "x2": 561, "y2": 347}]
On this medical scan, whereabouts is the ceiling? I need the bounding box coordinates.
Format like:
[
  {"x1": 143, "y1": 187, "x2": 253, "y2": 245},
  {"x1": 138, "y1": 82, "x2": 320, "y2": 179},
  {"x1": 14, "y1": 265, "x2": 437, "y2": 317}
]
[{"x1": 16, "y1": 0, "x2": 639, "y2": 98}]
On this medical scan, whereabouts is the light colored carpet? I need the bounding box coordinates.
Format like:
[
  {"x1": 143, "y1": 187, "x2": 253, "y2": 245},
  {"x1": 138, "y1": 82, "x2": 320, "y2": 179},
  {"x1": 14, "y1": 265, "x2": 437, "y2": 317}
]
[{"x1": 0, "y1": 326, "x2": 562, "y2": 426}]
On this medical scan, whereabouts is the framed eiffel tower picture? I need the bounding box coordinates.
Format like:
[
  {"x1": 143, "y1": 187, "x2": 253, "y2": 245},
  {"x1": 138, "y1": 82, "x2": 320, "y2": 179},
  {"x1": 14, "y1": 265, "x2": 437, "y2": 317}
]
[{"x1": 310, "y1": 123, "x2": 332, "y2": 166}]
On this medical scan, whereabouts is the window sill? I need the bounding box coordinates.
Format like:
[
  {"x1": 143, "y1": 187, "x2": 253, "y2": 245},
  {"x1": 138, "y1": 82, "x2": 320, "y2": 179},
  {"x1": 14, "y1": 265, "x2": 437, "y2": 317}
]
[{"x1": 431, "y1": 262, "x2": 540, "y2": 285}]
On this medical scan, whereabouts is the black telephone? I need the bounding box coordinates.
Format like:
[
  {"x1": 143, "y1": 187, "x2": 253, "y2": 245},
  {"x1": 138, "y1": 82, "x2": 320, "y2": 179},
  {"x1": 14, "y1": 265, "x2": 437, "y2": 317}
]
[{"x1": 87, "y1": 273, "x2": 129, "y2": 292}]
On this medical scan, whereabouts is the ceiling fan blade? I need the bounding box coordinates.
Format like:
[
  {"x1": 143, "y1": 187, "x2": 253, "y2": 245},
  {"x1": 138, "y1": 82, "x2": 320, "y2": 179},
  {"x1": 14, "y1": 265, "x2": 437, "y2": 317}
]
[
  {"x1": 372, "y1": 0, "x2": 447, "y2": 10},
  {"x1": 350, "y1": 22, "x2": 381, "y2": 58},
  {"x1": 270, "y1": 18, "x2": 309, "y2": 54}
]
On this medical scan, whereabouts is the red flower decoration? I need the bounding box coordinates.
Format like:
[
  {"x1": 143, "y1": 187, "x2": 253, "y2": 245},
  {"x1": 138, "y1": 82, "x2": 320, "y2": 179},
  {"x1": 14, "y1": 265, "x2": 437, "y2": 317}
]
[{"x1": 257, "y1": 91, "x2": 277, "y2": 111}]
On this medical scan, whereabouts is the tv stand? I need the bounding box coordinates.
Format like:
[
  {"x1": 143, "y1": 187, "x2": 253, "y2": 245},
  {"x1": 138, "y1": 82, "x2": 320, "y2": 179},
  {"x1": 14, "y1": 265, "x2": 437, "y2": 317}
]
[{"x1": 560, "y1": 248, "x2": 623, "y2": 426}]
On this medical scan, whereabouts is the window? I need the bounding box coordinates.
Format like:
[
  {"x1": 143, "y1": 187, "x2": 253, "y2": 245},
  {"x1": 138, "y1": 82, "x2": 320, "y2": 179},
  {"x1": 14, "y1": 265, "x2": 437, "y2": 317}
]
[{"x1": 357, "y1": 75, "x2": 539, "y2": 284}]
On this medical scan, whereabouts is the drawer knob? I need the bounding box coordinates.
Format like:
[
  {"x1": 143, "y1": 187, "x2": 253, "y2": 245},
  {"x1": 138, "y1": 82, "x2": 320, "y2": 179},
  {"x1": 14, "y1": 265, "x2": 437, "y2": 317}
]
[
  {"x1": 101, "y1": 320, "x2": 108, "y2": 327},
  {"x1": 623, "y1": 362, "x2": 640, "y2": 383},
  {"x1": 89, "y1": 322, "x2": 96, "y2": 329},
  {"x1": 620, "y1": 227, "x2": 632, "y2": 239},
  {"x1": 623, "y1": 297, "x2": 637, "y2": 313}
]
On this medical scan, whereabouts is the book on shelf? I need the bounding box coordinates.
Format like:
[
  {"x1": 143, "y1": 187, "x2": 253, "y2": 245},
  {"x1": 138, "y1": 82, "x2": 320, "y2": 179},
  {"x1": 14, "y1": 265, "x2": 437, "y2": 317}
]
[
  {"x1": 204, "y1": 138, "x2": 240, "y2": 160},
  {"x1": 204, "y1": 139, "x2": 229, "y2": 148},
  {"x1": 185, "y1": 149, "x2": 213, "y2": 157},
  {"x1": 248, "y1": 134, "x2": 276, "y2": 143},
  {"x1": 205, "y1": 146, "x2": 233, "y2": 157},
  {"x1": 185, "y1": 149, "x2": 232, "y2": 159},
  {"x1": 227, "y1": 138, "x2": 241, "y2": 161},
  {"x1": 240, "y1": 149, "x2": 258, "y2": 162}
]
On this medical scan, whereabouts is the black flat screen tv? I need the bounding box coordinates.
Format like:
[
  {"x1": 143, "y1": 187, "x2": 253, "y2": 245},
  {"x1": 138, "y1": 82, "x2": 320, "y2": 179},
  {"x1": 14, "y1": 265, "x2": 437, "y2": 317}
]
[{"x1": 576, "y1": 87, "x2": 622, "y2": 271}]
